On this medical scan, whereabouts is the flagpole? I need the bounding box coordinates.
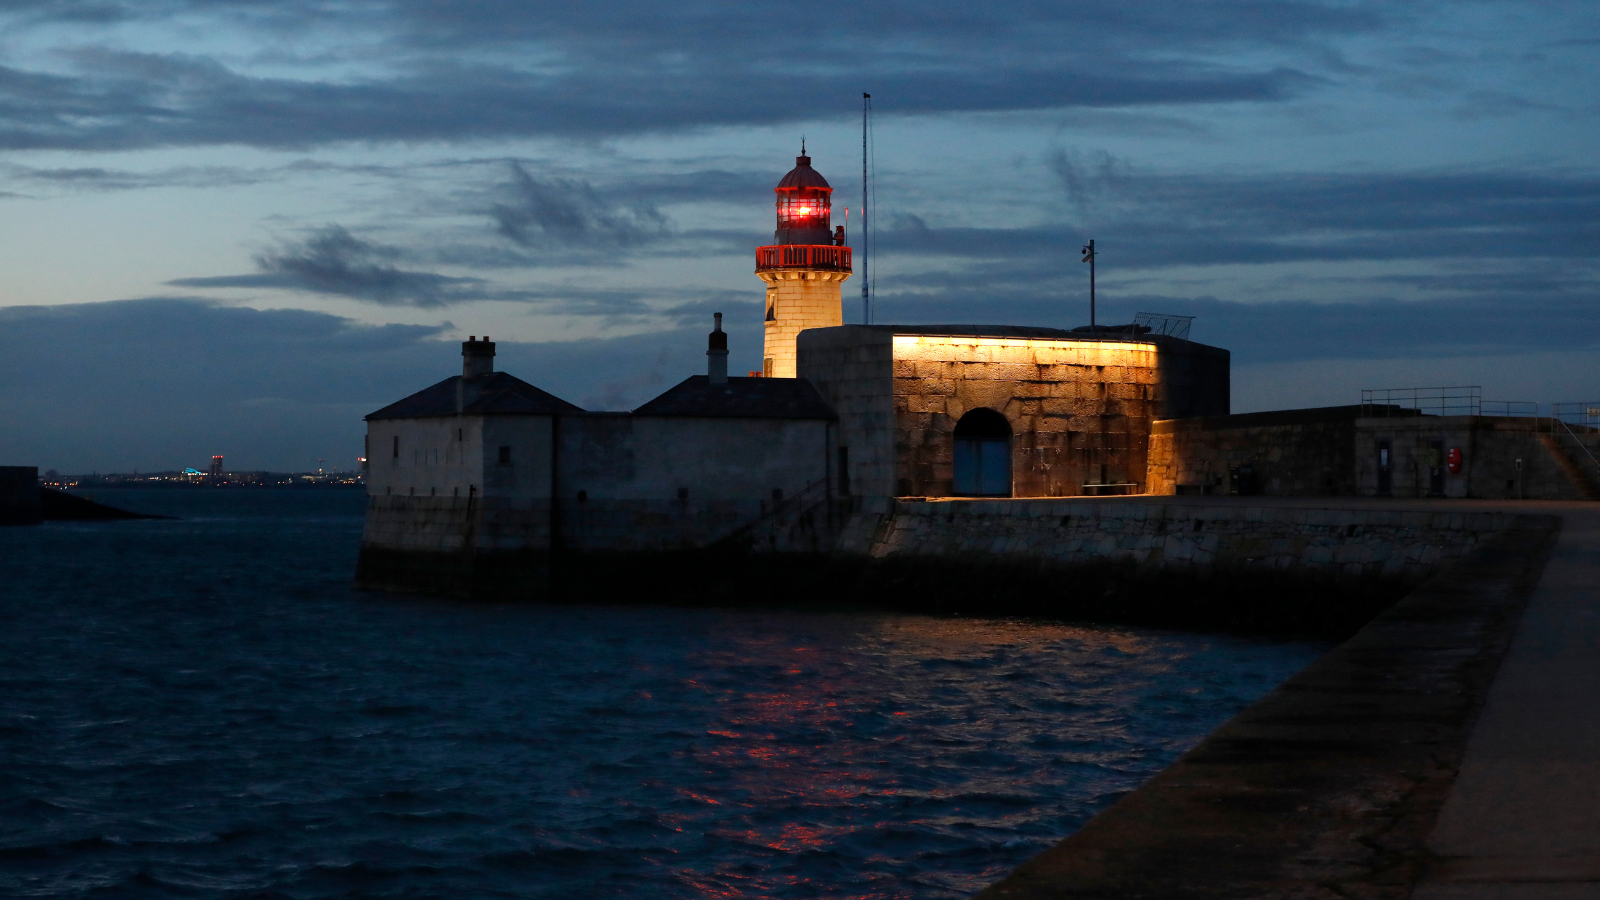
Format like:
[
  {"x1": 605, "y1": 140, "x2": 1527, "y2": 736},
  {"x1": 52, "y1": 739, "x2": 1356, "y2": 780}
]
[{"x1": 1081, "y1": 239, "x2": 1096, "y2": 329}]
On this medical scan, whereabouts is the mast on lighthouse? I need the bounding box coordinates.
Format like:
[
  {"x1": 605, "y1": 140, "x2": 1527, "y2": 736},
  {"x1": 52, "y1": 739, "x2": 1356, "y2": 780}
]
[{"x1": 755, "y1": 144, "x2": 852, "y2": 378}]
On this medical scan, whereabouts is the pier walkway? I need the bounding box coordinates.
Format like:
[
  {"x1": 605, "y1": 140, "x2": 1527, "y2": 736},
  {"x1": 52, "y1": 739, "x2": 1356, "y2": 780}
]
[
  {"x1": 1418, "y1": 505, "x2": 1600, "y2": 899},
  {"x1": 977, "y1": 498, "x2": 1599, "y2": 899}
]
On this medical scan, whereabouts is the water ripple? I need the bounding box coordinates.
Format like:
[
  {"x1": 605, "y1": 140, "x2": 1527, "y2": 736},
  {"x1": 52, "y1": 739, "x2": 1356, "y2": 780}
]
[{"x1": 0, "y1": 488, "x2": 1325, "y2": 898}]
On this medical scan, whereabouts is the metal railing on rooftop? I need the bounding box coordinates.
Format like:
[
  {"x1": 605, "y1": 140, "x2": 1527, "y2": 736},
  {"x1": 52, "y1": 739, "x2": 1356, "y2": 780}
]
[
  {"x1": 1550, "y1": 402, "x2": 1600, "y2": 431},
  {"x1": 1132, "y1": 311, "x2": 1193, "y2": 341},
  {"x1": 1359, "y1": 386, "x2": 1540, "y2": 418},
  {"x1": 1548, "y1": 402, "x2": 1600, "y2": 487}
]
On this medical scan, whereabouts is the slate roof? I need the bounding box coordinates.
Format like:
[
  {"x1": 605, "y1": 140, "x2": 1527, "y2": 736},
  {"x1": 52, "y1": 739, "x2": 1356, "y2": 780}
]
[
  {"x1": 633, "y1": 376, "x2": 837, "y2": 420},
  {"x1": 365, "y1": 372, "x2": 584, "y2": 420}
]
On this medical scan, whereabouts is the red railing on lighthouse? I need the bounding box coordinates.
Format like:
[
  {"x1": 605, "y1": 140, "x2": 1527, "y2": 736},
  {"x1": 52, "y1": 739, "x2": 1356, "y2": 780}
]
[{"x1": 755, "y1": 245, "x2": 852, "y2": 272}]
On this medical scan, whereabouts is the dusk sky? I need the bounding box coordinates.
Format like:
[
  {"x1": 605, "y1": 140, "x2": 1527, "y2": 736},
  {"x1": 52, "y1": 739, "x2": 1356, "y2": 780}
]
[{"x1": 0, "y1": 0, "x2": 1595, "y2": 473}]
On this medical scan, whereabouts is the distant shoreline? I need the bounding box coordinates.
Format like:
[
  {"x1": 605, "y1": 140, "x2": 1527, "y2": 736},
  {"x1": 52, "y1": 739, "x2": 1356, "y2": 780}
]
[{"x1": 61, "y1": 481, "x2": 364, "y2": 490}]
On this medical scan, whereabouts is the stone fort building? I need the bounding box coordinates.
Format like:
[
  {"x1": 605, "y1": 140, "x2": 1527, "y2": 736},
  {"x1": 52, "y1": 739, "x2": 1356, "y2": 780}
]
[{"x1": 356, "y1": 151, "x2": 1231, "y2": 594}]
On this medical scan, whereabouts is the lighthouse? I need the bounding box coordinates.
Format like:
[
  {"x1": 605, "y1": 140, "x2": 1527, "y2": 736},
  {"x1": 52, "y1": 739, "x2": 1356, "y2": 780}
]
[{"x1": 756, "y1": 146, "x2": 852, "y2": 378}]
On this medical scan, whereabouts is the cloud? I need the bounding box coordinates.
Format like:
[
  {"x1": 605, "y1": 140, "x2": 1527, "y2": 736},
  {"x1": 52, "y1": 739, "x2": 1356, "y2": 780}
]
[
  {"x1": 170, "y1": 225, "x2": 493, "y2": 307},
  {"x1": 0, "y1": 0, "x2": 1371, "y2": 151},
  {"x1": 490, "y1": 162, "x2": 667, "y2": 249},
  {"x1": 0, "y1": 158, "x2": 397, "y2": 192},
  {"x1": 868, "y1": 164, "x2": 1600, "y2": 270}
]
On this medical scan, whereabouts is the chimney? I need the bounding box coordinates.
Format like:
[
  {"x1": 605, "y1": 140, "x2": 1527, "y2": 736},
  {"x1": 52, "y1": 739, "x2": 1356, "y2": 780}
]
[
  {"x1": 707, "y1": 313, "x2": 728, "y2": 384},
  {"x1": 463, "y1": 335, "x2": 495, "y2": 378}
]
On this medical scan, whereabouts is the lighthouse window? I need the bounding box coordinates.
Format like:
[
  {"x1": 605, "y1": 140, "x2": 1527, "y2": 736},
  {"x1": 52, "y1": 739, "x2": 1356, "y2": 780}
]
[
  {"x1": 498, "y1": 446, "x2": 512, "y2": 465},
  {"x1": 776, "y1": 192, "x2": 829, "y2": 228}
]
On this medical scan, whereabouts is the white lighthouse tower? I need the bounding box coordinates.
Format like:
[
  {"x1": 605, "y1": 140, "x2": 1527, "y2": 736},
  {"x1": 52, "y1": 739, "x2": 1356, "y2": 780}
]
[{"x1": 756, "y1": 146, "x2": 852, "y2": 378}]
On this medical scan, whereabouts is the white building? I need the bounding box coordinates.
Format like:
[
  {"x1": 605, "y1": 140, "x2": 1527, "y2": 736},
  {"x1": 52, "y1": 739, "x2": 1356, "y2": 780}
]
[{"x1": 358, "y1": 322, "x2": 840, "y2": 595}]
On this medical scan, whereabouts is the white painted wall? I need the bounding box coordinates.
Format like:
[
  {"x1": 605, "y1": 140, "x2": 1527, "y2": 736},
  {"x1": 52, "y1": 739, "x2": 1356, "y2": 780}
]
[
  {"x1": 560, "y1": 415, "x2": 830, "y2": 500},
  {"x1": 368, "y1": 412, "x2": 828, "y2": 504},
  {"x1": 365, "y1": 415, "x2": 485, "y2": 500},
  {"x1": 482, "y1": 415, "x2": 555, "y2": 500}
]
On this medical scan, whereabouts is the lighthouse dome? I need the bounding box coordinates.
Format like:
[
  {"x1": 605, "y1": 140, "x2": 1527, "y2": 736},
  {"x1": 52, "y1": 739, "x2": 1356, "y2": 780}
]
[{"x1": 776, "y1": 154, "x2": 831, "y2": 190}]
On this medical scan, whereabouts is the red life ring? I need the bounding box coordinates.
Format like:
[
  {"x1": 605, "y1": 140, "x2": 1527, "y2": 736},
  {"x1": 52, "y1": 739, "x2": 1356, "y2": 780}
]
[{"x1": 1447, "y1": 447, "x2": 1463, "y2": 473}]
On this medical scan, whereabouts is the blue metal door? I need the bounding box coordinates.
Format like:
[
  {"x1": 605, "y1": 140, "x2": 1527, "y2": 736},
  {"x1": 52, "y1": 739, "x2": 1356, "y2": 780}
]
[{"x1": 954, "y1": 438, "x2": 1011, "y2": 495}]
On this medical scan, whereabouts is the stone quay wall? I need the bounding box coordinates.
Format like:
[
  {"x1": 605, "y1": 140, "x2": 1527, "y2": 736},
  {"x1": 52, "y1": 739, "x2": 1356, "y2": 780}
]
[
  {"x1": 815, "y1": 497, "x2": 1514, "y2": 633},
  {"x1": 837, "y1": 497, "x2": 1508, "y2": 583},
  {"x1": 361, "y1": 494, "x2": 793, "y2": 556}
]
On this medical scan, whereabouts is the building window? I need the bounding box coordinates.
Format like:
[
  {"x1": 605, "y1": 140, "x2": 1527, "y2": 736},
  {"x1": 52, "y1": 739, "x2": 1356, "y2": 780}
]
[
  {"x1": 677, "y1": 487, "x2": 688, "y2": 500},
  {"x1": 838, "y1": 446, "x2": 850, "y2": 496},
  {"x1": 457, "y1": 427, "x2": 463, "y2": 442},
  {"x1": 953, "y1": 408, "x2": 1012, "y2": 497},
  {"x1": 393, "y1": 435, "x2": 399, "y2": 459},
  {"x1": 498, "y1": 446, "x2": 512, "y2": 465}
]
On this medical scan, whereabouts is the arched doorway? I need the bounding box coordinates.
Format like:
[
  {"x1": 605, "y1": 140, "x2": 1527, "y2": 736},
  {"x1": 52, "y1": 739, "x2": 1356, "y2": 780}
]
[{"x1": 953, "y1": 408, "x2": 1012, "y2": 496}]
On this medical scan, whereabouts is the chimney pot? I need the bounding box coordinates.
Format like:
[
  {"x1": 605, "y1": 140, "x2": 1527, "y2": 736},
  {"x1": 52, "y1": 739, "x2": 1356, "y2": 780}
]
[
  {"x1": 707, "y1": 312, "x2": 728, "y2": 384},
  {"x1": 463, "y1": 335, "x2": 496, "y2": 378}
]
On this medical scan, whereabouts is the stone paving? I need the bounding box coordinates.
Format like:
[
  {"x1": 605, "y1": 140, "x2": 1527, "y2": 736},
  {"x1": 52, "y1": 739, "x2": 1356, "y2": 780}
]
[{"x1": 972, "y1": 497, "x2": 1599, "y2": 899}]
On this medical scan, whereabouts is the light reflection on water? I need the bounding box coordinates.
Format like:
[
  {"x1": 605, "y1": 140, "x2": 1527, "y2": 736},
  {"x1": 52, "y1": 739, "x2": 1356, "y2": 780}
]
[{"x1": 0, "y1": 488, "x2": 1327, "y2": 898}]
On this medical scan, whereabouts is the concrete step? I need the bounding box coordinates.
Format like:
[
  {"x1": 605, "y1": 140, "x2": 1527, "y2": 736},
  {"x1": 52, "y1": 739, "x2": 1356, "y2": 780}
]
[{"x1": 1540, "y1": 433, "x2": 1600, "y2": 501}]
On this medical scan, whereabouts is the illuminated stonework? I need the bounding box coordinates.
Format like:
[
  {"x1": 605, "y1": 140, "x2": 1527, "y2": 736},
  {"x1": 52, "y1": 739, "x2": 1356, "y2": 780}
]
[
  {"x1": 799, "y1": 325, "x2": 1229, "y2": 498},
  {"x1": 758, "y1": 269, "x2": 850, "y2": 378}
]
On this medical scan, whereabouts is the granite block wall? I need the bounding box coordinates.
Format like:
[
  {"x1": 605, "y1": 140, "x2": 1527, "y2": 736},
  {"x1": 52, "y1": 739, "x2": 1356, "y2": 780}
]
[
  {"x1": 1354, "y1": 416, "x2": 1594, "y2": 500},
  {"x1": 890, "y1": 335, "x2": 1160, "y2": 498},
  {"x1": 1148, "y1": 410, "x2": 1600, "y2": 501},
  {"x1": 797, "y1": 327, "x2": 897, "y2": 497},
  {"x1": 834, "y1": 496, "x2": 1510, "y2": 590},
  {"x1": 1147, "y1": 407, "x2": 1371, "y2": 497}
]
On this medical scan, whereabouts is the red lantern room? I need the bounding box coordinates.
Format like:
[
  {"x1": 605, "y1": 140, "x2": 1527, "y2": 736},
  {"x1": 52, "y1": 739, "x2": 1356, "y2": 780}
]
[
  {"x1": 756, "y1": 144, "x2": 852, "y2": 275},
  {"x1": 774, "y1": 149, "x2": 833, "y2": 245}
]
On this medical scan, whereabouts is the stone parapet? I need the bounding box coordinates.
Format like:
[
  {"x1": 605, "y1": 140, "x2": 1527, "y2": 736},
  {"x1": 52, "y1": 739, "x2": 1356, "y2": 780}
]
[
  {"x1": 840, "y1": 497, "x2": 1508, "y2": 586},
  {"x1": 976, "y1": 513, "x2": 1561, "y2": 899}
]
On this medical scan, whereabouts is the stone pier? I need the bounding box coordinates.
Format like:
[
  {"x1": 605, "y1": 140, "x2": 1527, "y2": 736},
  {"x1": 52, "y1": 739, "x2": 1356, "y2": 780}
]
[{"x1": 970, "y1": 499, "x2": 1600, "y2": 899}]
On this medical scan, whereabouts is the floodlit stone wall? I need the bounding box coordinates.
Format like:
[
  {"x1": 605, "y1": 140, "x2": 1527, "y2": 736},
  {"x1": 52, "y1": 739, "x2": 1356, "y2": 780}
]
[
  {"x1": 800, "y1": 327, "x2": 1228, "y2": 499},
  {"x1": 891, "y1": 334, "x2": 1161, "y2": 498},
  {"x1": 1147, "y1": 407, "x2": 1371, "y2": 497}
]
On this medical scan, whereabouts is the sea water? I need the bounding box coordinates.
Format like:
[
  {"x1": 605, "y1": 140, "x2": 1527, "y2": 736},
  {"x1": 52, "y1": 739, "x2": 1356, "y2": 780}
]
[{"x1": 0, "y1": 488, "x2": 1325, "y2": 898}]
